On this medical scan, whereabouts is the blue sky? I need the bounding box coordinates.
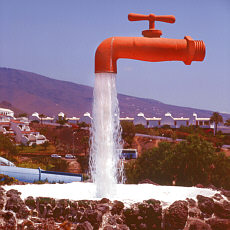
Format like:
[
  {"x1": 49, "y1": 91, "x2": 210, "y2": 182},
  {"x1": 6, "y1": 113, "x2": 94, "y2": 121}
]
[{"x1": 0, "y1": 0, "x2": 229, "y2": 113}]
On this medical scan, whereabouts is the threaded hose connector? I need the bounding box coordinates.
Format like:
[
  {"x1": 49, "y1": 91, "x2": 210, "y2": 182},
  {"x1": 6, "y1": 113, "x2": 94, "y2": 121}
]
[
  {"x1": 193, "y1": 40, "x2": 205, "y2": 61},
  {"x1": 184, "y1": 36, "x2": 206, "y2": 65}
]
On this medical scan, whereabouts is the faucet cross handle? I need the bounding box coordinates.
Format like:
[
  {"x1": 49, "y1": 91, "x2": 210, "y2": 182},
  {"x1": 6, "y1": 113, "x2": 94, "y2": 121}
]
[{"x1": 128, "y1": 13, "x2": 176, "y2": 38}]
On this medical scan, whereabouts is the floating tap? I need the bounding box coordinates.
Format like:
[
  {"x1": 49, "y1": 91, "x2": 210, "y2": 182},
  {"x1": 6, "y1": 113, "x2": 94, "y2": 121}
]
[{"x1": 95, "y1": 13, "x2": 205, "y2": 73}]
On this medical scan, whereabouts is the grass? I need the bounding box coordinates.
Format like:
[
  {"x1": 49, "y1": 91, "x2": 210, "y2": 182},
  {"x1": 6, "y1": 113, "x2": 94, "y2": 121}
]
[{"x1": 17, "y1": 144, "x2": 56, "y2": 154}]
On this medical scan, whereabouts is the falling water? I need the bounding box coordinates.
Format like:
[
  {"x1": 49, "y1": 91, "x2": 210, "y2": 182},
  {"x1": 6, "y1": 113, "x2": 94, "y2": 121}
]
[{"x1": 90, "y1": 73, "x2": 124, "y2": 198}]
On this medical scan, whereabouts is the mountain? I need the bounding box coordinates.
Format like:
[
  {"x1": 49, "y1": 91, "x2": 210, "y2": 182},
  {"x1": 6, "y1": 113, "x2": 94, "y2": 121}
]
[{"x1": 0, "y1": 67, "x2": 229, "y2": 119}]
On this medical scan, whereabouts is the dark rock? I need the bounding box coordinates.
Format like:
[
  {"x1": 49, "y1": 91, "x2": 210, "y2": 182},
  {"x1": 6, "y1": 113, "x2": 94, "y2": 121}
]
[
  {"x1": 139, "y1": 223, "x2": 148, "y2": 229},
  {"x1": 103, "y1": 226, "x2": 114, "y2": 230},
  {"x1": 59, "y1": 215, "x2": 65, "y2": 222},
  {"x1": 83, "y1": 209, "x2": 102, "y2": 229},
  {"x1": 99, "y1": 198, "x2": 110, "y2": 204},
  {"x1": 197, "y1": 195, "x2": 214, "y2": 216},
  {"x1": 32, "y1": 209, "x2": 38, "y2": 217},
  {"x1": 117, "y1": 224, "x2": 129, "y2": 230},
  {"x1": 0, "y1": 186, "x2": 6, "y2": 194},
  {"x1": 78, "y1": 200, "x2": 91, "y2": 208},
  {"x1": 138, "y1": 199, "x2": 162, "y2": 229},
  {"x1": 207, "y1": 218, "x2": 230, "y2": 230},
  {"x1": 208, "y1": 184, "x2": 217, "y2": 190},
  {"x1": 3, "y1": 211, "x2": 16, "y2": 229},
  {"x1": 214, "y1": 200, "x2": 230, "y2": 219},
  {"x1": 38, "y1": 203, "x2": 46, "y2": 216},
  {"x1": 19, "y1": 220, "x2": 35, "y2": 230},
  {"x1": 0, "y1": 187, "x2": 6, "y2": 210},
  {"x1": 213, "y1": 193, "x2": 224, "y2": 201},
  {"x1": 111, "y1": 200, "x2": 124, "y2": 215},
  {"x1": 57, "y1": 199, "x2": 69, "y2": 208},
  {"x1": 108, "y1": 215, "x2": 117, "y2": 225},
  {"x1": 25, "y1": 196, "x2": 36, "y2": 209},
  {"x1": 0, "y1": 197, "x2": 4, "y2": 210},
  {"x1": 221, "y1": 190, "x2": 230, "y2": 201},
  {"x1": 96, "y1": 203, "x2": 109, "y2": 214},
  {"x1": 138, "y1": 179, "x2": 159, "y2": 185},
  {"x1": 188, "y1": 218, "x2": 211, "y2": 230},
  {"x1": 60, "y1": 220, "x2": 72, "y2": 230},
  {"x1": 123, "y1": 208, "x2": 139, "y2": 227},
  {"x1": 164, "y1": 200, "x2": 188, "y2": 230},
  {"x1": 6, "y1": 189, "x2": 21, "y2": 197},
  {"x1": 46, "y1": 209, "x2": 53, "y2": 218},
  {"x1": 195, "y1": 184, "x2": 205, "y2": 188},
  {"x1": 36, "y1": 197, "x2": 56, "y2": 207},
  {"x1": 5, "y1": 191, "x2": 29, "y2": 219},
  {"x1": 36, "y1": 218, "x2": 59, "y2": 230},
  {"x1": 53, "y1": 206, "x2": 62, "y2": 219},
  {"x1": 5, "y1": 194, "x2": 21, "y2": 212},
  {"x1": 16, "y1": 204, "x2": 30, "y2": 219},
  {"x1": 76, "y1": 221, "x2": 93, "y2": 230},
  {"x1": 188, "y1": 207, "x2": 201, "y2": 218},
  {"x1": 187, "y1": 198, "x2": 197, "y2": 208},
  {"x1": 30, "y1": 217, "x2": 42, "y2": 223}
]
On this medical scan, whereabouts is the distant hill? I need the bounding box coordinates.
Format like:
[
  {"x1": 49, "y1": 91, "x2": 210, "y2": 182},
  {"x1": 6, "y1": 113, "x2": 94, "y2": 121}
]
[{"x1": 0, "y1": 67, "x2": 229, "y2": 119}]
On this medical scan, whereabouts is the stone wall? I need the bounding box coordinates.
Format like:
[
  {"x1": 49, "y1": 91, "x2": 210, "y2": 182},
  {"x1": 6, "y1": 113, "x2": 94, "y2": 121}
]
[{"x1": 0, "y1": 186, "x2": 230, "y2": 229}]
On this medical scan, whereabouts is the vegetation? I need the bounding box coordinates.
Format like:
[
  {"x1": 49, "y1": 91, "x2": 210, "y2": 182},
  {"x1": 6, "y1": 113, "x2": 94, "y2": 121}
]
[
  {"x1": 56, "y1": 116, "x2": 68, "y2": 126},
  {"x1": 17, "y1": 156, "x2": 69, "y2": 172},
  {"x1": 125, "y1": 135, "x2": 230, "y2": 189},
  {"x1": 0, "y1": 134, "x2": 18, "y2": 155},
  {"x1": 210, "y1": 112, "x2": 223, "y2": 135},
  {"x1": 17, "y1": 144, "x2": 55, "y2": 154},
  {"x1": 39, "y1": 113, "x2": 46, "y2": 124},
  {"x1": 77, "y1": 155, "x2": 89, "y2": 173},
  {"x1": 18, "y1": 112, "x2": 28, "y2": 117},
  {"x1": 225, "y1": 119, "x2": 230, "y2": 127},
  {"x1": 0, "y1": 174, "x2": 18, "y2": 185},
  {"x1": 120, "y1": 121, "x2": 136, "y2": 147}
]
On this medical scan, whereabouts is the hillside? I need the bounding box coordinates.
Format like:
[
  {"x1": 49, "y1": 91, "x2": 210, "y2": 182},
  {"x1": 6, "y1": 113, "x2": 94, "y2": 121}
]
[{"x1": 0, "y1": 67, "x2": 229, "y2": 119}]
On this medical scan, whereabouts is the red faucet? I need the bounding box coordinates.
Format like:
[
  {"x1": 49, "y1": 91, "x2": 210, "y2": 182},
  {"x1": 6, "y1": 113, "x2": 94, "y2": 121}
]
[{"x1": 95, "y1": 13, "x2": 205, "y2": 73}]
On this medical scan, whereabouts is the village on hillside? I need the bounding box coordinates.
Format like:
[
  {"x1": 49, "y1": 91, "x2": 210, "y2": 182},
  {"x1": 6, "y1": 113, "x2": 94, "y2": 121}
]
[
  {"x1": 1, "y1": 107, "x2": 230, "y2": 176},
  {"x1": 1, "y1": 107, "x2": 230, "y2": 147}
]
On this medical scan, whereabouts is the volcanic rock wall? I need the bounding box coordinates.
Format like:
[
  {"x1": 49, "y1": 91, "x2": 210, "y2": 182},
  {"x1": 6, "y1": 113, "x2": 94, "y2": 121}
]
[{"x1": 0, "y1": 186, "x2": 230, "y2": 229}]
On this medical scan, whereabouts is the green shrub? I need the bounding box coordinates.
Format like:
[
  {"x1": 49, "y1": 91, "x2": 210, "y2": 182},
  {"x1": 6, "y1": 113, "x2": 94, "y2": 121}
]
[
  {"x1": 0, "y1": 174, "x2": 18, "y2": 185},
  {"x1": 125, "y1": 135, "x2": 230, "y2": 189}
]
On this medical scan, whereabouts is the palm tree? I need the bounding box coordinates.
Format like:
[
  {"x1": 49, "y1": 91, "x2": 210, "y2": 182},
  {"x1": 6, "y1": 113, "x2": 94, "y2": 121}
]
[
  {"x1": 210, "y1": 112, "x2": 223, "y2": 135},
  {"x1": 224, "y1": 119, "x2": 230, "y2": 127},
  {"x1": 39, "y1": 114, "x2": 46, "y2": 125}
]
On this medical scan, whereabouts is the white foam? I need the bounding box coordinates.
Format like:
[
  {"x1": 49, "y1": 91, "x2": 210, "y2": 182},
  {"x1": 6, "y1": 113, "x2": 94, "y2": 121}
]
[{"x1": 3, "y1": 183, "x2": 218, "y2": 208}]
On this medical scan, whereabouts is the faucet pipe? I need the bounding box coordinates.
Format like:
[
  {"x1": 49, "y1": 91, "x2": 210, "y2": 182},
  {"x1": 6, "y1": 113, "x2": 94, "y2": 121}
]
[{"x1": 95, "y1": 36, "x2": 205, "y2": 73}]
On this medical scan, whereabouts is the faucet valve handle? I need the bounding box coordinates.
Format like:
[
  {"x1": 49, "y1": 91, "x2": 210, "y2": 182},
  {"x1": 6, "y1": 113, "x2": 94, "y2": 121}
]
[{"x1": 128, "y1": 13, "x2": 176, "y2": 38}]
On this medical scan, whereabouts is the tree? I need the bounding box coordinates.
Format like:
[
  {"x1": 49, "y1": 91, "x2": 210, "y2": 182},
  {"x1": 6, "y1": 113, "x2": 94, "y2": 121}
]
[
  {"x1": 224, "y1": 119, "x2": 230, "y2": 127},
  {"x1": 0, "y1": 134, "x2": 18, "y2": 161},
  {"x1": 125, "y1": 135, "x2": 230, "y2": 189},
  {"x1": 41, "y1": 141, "x2": 49, "y2": 150},
  {"x1": 39, "y1": 114, "x2": 46, "y2": 125},
  {"x1": 18, "y1": 113, "x2": 28, "y2": 118},
  {"x1": 56, "y1": 116, "x2": 68, "y2": 126},
  {"x1": 210, "y1": 112, "x2": 223, "y2": 135},
  {"x1": 120, "y1": 121, "x2": 136, "y2": 147}
]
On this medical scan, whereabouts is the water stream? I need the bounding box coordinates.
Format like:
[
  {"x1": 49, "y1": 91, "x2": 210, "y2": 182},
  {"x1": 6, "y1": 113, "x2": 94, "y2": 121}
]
[{"x1": 89, "y1": 73, "x2": 124, "y2": 198}]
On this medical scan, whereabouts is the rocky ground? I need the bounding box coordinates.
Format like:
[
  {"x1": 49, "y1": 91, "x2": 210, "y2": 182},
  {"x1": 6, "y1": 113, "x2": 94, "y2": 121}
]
[{"x1": 0, "y1": 186, "x2": 230, "y2": 229}]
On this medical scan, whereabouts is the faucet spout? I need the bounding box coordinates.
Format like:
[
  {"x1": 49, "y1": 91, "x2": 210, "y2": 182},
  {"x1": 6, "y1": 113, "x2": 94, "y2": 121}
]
[{"x1": 95, "y1": 36, "x2": 205, "y2": 73}]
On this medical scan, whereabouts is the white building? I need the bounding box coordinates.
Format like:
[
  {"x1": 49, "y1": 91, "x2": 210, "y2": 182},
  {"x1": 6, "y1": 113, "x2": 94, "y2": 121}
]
[
  {"x1": 0, "y1": 108, "x2": 14, "y2": 118},
  {"x1": 79, "y1": 112, "x2": 92, "y2": 125},
  {"x1": 0, "y1": 108, "x2": 47, "y2": 146},
  {"x1": 132, "y1": 112, "x2": 213, "y2": 129},
  {"x1": 10, "y1": 119, "x2": 47, "y2": 146},
  {"x1": 133, "y1": 112, "x2": 147, "y2": 126}
]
